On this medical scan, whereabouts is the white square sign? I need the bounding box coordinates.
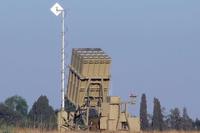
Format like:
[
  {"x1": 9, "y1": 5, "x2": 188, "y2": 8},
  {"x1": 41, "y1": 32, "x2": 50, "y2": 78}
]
[{"x1": 50, "y1": 3, "x2": 63, "y2": 16}]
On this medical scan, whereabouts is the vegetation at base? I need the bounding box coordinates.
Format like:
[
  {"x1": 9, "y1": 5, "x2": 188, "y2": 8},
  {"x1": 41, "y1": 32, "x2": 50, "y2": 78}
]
[
  {"x1": 0, "y1": 95, "x2": 57, "y2": 130},
  {"x1": 140, "y1": 93, "x2": 200, "y2": 131},
  {"x1": 28, "y1": 95, "x2": 57, "y2": 129},
  {"x1": 152, "y1": 98, "x2": 163, "y2": 131},
  {"x1": 140, "y1": 93, "x2": 148, "y2": 130},
  {"x1": 1, "y1": 94, "x2": 200, "y2": 131}
]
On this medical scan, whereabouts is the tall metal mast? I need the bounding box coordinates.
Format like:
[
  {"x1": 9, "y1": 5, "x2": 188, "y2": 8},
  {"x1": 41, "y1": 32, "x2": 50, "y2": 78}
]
[
  {"x1": 61, "y1": 9, "x2": 65, "y2": 111},
  {"x1": 51, "y1": 3, "x2": 65, "y2": 111}
]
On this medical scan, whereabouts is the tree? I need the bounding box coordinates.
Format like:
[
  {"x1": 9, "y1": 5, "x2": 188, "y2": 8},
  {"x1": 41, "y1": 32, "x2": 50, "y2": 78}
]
[
  {"x1": 140, "y1": 93, "x2": 149, "y2": 130},
  {"x1": 181, "y1": 107, "x2": 193, "y2": 130},
  {"x1": 169, "y1": 108, "x2": 182, "y2": 130},
  {"x1": 195, "y1": 118, "x2": 200, "y2": 130},
  {"x1": 0, "y1": 103, "x2": 21, "y2": 126},
  {"x1": 4, "y1": 95, "x2": 28, "y2": 118},
  {"x1": 162, "y1": 107, "x2": 170, "y2": 130},
  {"x1": 28, "y1": 95, "x2": 56, "y2": 129},
  {"x1": 152, "y1": 98, "x2": 163, "y2": 131}
]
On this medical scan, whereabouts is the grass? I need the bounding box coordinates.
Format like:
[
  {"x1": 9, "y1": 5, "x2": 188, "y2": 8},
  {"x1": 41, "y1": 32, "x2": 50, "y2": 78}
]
[
  {"x1": 0, "y1": 128, "x2": 57, "y2": 133},
  {"x1": 1, "y1": 128, "x2": 200, "y2": 133},
  {"x1": 142, "y1": 131, "x2": 200, "y2": 133}
]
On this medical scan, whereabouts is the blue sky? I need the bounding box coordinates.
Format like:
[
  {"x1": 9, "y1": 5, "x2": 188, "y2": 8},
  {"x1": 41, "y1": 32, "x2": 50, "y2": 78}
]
[{"x1": 0, "y1": 0, "x2": 200, "y2": 118}]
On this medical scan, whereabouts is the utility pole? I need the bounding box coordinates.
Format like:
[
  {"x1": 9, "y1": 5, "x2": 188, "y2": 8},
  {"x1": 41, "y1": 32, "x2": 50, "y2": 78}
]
[{"x1": 51, "y1": 3, "x2": 65, "y2": 111}]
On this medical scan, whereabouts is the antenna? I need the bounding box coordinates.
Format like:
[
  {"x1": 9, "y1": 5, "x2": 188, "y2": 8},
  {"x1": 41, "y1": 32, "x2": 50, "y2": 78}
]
[{"x1": 51, "y1": 3, "x2": 65, "y2": 111}]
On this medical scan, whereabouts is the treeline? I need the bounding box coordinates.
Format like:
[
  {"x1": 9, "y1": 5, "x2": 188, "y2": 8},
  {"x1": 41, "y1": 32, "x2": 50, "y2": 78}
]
[
  {"x1": 2, "y1": 94, "x2": 200, "y2": 131},
  {"x1": 140, "y1": 93, "x2": 200, "y2": 131},
  {"x1": 0, "y1": 95, "x2": 57, "y2": 130}
]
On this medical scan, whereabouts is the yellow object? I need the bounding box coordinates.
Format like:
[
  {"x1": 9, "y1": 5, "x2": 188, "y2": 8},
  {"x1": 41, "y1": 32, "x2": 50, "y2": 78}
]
[
  {"x1": 58, "y1": 48, "x2": 140, "y2": 132},
  {"x1": 66, "y1": 48, "x2": 111, "y2": 107}
]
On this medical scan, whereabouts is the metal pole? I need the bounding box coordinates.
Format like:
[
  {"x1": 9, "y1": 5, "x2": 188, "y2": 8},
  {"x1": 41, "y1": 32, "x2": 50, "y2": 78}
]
[{"x1": 61, "y1": 10, "x2": 65, "y2": 111}]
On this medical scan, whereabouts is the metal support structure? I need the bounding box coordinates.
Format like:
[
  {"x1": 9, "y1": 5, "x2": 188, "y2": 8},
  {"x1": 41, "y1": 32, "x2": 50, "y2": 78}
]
[
  {"x1": 61, "y1": 10, "x2": 65, "y2": 111},
  {"x1": 51, "y1": 4, "x2": 141, "y2": 132},
  {"x1": 50, "y1": 2, "x2": 65, "y2": 111}
]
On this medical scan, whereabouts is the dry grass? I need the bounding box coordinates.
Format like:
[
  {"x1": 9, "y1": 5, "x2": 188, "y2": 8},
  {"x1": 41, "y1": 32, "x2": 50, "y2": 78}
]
[
  {"x1": 142, "y1": 131, "x2": 200, "y2": 133},
  {"x1": 1, "y1": 128, "x2": 200, "y2": 133},
  {"x1": 13, "y1": 128, "x2": 58, "y2": 133},
  {"x1": 0, "y1": 128, "x2": 98, "y2": 133}
]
